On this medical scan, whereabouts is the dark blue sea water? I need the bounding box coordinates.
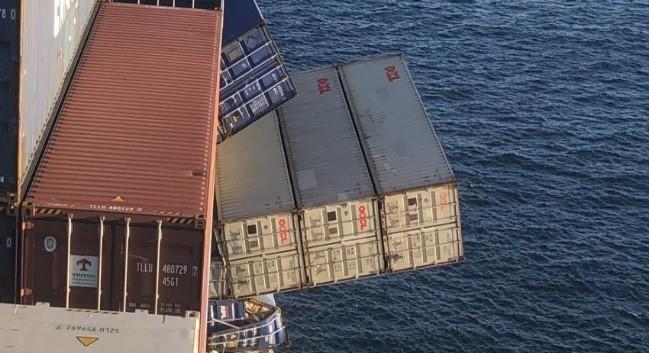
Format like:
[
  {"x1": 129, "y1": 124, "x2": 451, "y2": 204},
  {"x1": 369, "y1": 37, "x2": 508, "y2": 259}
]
[{"x1": 261, "y1": 1, "x2": 649, "y2": 352}]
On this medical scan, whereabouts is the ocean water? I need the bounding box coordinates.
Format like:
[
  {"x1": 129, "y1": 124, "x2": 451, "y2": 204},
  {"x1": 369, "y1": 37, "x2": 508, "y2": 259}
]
[{"x1": 261, "y1": 1, "x2": 649, "y2": 352}]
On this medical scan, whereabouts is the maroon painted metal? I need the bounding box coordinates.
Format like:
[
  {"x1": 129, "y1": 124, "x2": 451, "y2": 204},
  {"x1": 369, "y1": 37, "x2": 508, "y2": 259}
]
[
  {"x1": 24, "y1": 2, "x2": 221, "y2": 219},
  {"x1": 19, "y1": 3, "x2": 223, "y2": 351}
]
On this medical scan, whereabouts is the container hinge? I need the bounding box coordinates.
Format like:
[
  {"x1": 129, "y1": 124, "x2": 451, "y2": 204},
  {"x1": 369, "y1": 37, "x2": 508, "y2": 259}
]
[
  {"x1": 5, "y1": 192, "x2": 17, "y2": 215},
  {"x1": 194, "y1": 216, "x2": 206, "y2": 230}
]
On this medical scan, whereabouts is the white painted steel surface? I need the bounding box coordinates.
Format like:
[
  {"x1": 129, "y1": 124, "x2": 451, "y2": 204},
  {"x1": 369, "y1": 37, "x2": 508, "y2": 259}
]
[
  {"x1": 301, "y1": 198, "x2": 383, "y2": 285},
  {"x1": 278, "y1": 67, "x2": 374, "y2": 208},
  {"x1": 382, "y1": 183, "x2": 463, "y2": 271},
  {"x1": 0, "y1": 303, "x2": 199, "y2": 353},
  {"x1": 215, "y1": 112, "x2": 294, "y2": 221},
  {"x1": 338, "y1": 54, "x2": 455, "y2": 195},
  {"x1": 18, "y1": 0, "x2": 98, "y2": 190},
  {"x1": 222, "y1": 212, "x2": 299, "y2": 259}
]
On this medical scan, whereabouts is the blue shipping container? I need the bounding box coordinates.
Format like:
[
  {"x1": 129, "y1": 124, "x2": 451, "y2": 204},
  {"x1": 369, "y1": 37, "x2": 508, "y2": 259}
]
[
  {"x1": 218, "y1": 0, "x2": 295, "y2": 139},
  {"x1": 0, "y1": 0, "x2": 18, "y2": 303}
]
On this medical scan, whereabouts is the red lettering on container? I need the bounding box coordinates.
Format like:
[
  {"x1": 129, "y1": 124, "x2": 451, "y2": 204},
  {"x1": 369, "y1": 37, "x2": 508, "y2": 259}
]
[
  {"x1": 317, "y1": 78, "x2": 331, "y2": 94},
  {"x1": 358, "y1": 205, "x2": 368, "y2": 231},
  {"x1": 278, "y1": 219, "x2": 289, "y2": 245},
  {"x1": 385, "y1": 66, "x2": 400, "y2": 82}
]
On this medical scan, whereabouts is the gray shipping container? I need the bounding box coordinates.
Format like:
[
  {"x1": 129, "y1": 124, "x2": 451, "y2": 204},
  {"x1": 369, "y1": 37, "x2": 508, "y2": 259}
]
[
  {"x1": 277, "y1": 68, "x2": 384, "y2": 285},
  {"x1": 338, "y1": 54, "x2": 455, "y2": 194},
  {"x1": 214, "y1": 113, "x2": 304, "y2": 297},
  {"x1": 338, "y1": 54, "x2": 463, "y2": 271},
  {"x1": 18, "y1": 0, "x2": 99, "y2": 194}
]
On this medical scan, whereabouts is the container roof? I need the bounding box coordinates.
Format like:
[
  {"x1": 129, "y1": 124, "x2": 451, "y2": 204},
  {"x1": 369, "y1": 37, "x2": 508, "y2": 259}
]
[{"x1": 25, "y1": 3, "x2": 223, "y2": 218}]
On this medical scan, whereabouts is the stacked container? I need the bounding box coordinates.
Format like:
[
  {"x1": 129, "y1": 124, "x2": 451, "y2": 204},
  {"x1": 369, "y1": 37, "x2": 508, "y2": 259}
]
[
  {"x1": 338, "y1": 54, "x2": 463, "y2": 272},
  {"x1": 214, "y1": 54, "x2": 463, "y2": 298},
  {"x1": 19, "y1": 3, "x2": 224, "y2": 349},
  {"x1": 0, "y1": 0, "x2": 19, "y2": 303},
  {"x1": 278, "y1": 67, "x2": 385, "y2": 285},
  {"x1": 17, "y1": 0, "x2": 100, "y2": 199},
  {"x1": 214, "y1": 114, "x2": 304, "y2": 298},
  {"x1": 218, "y1": 0, "x2": 295, "y2": 139}
]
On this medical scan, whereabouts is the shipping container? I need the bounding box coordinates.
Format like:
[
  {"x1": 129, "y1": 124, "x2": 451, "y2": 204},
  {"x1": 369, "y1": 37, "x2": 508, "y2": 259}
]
[
  {"x1": 277, "y1": 68, "x2": 385, "y2": 285},
  {"x1": 0, "y1": 303, "x2": 201, "y2": 353},
  {"x1": 338, "y1": 54, "x2": 463, "y2": 271},
  {"x1": 17, "y1": 0, "x2": 99, "y2": 196},
  {"x1": 19, "y1": 2, "x2": 223, "y2": 350},
  {"x1": 214, "y1": 113, "x2": 304, "y2": 298},
  {"x1": 218, "y1": 0, "x2": 295, "y2": 139},
  {"x1": 0, "y1": 0, "x2": 19, "y2": 304}
]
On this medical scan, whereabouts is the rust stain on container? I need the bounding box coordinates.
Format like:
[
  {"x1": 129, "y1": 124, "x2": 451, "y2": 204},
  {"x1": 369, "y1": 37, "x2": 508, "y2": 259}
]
[{"x1": 25, "y1": 2, "x2": 222, "y2": 219}]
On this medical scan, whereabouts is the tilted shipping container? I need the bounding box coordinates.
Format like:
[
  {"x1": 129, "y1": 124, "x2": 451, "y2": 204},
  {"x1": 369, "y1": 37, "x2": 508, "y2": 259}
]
[
  {"x1": 214, "y1": 113, "x2": 304, "y2": 298},
  {"x1": 0, "y1": 0, "x2": 19, "y2": 303},
  {"x1": 338, "y1": 54, "x2": 463, "y2": 271},
  {"x1": 218, "y1": 0, "x2": 295, "y2": 139},
  {"x1": 277, "y1": 68, "x2": 385, "y2": 285},
  {"x1": 18, "y1": 0, "x2": 100, "y2": 196},
  {"x1": 19, "y1": 2, "x2": 223, "y2": 349}
]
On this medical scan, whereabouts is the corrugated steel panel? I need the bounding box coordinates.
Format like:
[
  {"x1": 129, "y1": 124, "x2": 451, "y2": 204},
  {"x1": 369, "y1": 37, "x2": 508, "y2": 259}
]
[
  {"x1": 219, "y1": 23, "x2": 295, "y2": 138},
  {"x1": 338, "y1": 54, "x2": 455, "y2": 195},
  {"x1": 25, "y1": 3, "x2": 222, "y2": 219},
  {"x1": 0, "y1": 303, "x2": 200, "y2": 353},
  {"x1": 216, "y1": 112, "x2": 294, "y2": 221},
  {"x1": 18, "y1": 0, "x2": 99, "y2": 192},
  {"x1": 112, "y1": 0, "x2": 221, "y2": 10},
  {"x1": 278, "y1": 67, "x2": 374, "y2": 208}
]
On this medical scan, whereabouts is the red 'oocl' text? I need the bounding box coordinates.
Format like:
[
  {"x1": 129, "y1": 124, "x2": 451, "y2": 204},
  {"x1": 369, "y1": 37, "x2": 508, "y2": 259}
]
[{"x1": 278, "y1": 219, "x2": 289, "y2": 244}]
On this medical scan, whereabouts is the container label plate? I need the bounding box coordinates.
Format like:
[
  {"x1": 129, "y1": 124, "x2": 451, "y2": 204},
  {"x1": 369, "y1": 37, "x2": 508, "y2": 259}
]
[{"x1": 70, "y1": 255, "x2": 99, "y2": 288}]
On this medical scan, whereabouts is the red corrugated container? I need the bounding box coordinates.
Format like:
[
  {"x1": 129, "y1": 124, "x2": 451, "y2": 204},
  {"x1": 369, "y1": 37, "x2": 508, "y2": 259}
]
[{"x1": 19, "y1": 2, "x2": 222, "y2": 349}]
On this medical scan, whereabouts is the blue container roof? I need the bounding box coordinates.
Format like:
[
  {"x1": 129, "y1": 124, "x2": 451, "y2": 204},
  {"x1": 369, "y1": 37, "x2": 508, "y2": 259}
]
[{"x1": 223, "y1": 0, "x2": 264, "y2": 43}]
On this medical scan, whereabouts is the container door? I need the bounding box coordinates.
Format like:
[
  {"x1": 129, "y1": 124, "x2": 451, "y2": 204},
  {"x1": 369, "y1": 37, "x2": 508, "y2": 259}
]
[
  {"x1": 301, "y1": 199, "x2": 384, "y2": 285},
  {"x1": 382, "y1": 183, "x2": 462, "y2": 271},
  {"x1": 21, "y1": 219, "x2": 69, "y2": 307}
]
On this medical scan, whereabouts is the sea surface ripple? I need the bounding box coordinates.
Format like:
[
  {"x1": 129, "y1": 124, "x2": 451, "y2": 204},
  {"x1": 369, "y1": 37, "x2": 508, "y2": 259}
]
[{"x1": 261, "y1": 1, "x2": 649, "y2": 352}]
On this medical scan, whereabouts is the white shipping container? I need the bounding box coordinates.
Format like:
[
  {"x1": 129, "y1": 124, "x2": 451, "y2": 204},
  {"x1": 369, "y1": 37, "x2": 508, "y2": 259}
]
[
  {"x1": 18, "y1": 0, "x2": 99, "y2": 193},
  {"x1": 337, "y1": 54, "x2": 463, "y2": 271},
  {"x1": 338, "y1": 54, "x2": 455, "y2": 195},
  {"x1": 215, "y1": 113, "x2": 303, "y2": 297},
  {"x1": 382, "y1": 183, "x2": 463, "y2": 271},
  {"x1": 0, "y1": 303, "x2": 200, "y2": 353},
  {"x1": 278, "y1": 67, "x2": 385, "y2": 285}
]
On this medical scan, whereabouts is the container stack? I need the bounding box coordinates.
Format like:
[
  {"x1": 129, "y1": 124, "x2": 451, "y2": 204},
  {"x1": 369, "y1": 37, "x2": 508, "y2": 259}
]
[
  {"x1": 2, "y1": 1, "x2": 463, "y2": 352},
  {"x1": 213, "y1": 55, "x2": 463, "y2": 299}
]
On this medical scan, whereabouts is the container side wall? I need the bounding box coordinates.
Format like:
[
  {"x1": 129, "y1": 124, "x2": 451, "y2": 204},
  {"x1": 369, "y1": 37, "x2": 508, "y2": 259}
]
[
  {"x1": 338, "y1": 54, "x2": 455, "y2": 194},
  {"x1": 278, "y1": 67, "x2": 375, "y2": 208},
  {"x1": 18, "y1": 0, "x2": 98, "y2": 191},
  {"x1": 219, "y1": 24, "x2": 295, "y2": 138},
  {"x1": 216, "y1": 112, "x2": 295, "y2": 221},
  {"x1": 382, "y1": 183, "x2": 463, "y2": 271},
  {"x1": 222, "y1": 0, "x2": 263, "y2": 43}
]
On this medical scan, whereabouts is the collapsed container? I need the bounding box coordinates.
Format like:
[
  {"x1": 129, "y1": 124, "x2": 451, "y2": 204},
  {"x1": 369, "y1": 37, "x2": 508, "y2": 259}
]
[
  {"x1": 217, "y1": 0, "x2": 296, "y2": 139},
  {"x1": 19, "y1": 3, "x2": 223, "y2": 349},
  {"x1": 0, "y1": 0, "x2": 19, "y2": 303},
  {"x1": 214, "y1": 54, "x2": 463, "y2": 298},
  {"x1": 214, "y1": 113, "x2": 304, "y2": 298},
  {"x1": 277, "y1": 67, "x2": 385, "y2": 285},
  {"x1": 338, "y1": 54, "x2": 463, "y2": 272}
]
